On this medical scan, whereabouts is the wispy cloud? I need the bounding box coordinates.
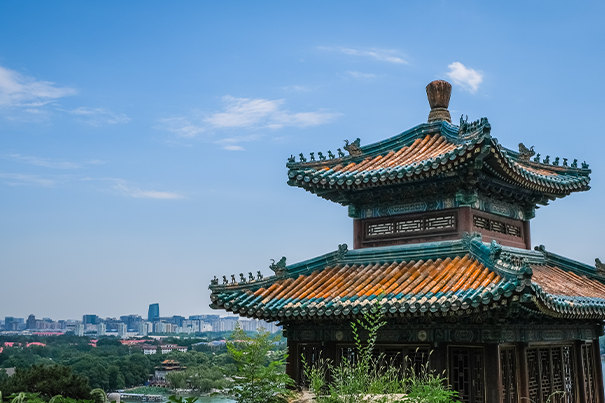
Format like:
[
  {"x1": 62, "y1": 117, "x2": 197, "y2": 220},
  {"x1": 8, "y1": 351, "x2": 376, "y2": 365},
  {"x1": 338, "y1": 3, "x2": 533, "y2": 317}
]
[
  {"x1": 214, "y1": 134, "x2": 263, "y2": 151},
  {"x1": 318, "y1": 46, "x2": 408, "y2": 64},
  {"x1": 3, "y1": 153, "x2": 81, "y2": 169},
  {"x1": 83, "y1": 178, "x2": 184, "y2": 200},
  {"x1": 0, "y1": 173, "x2": 56, "y2": 187},
  {"x1": 446, "y1": 62, "x2": 483, "y2": 93},
  {"x1": 0, "y1": 65, "x2": 76, "y2": 108},
  {"x1": 114, "y1": 183, "x2": 184, "y2": 199},
  {"x1": 158, "y1": 96, "x2": 339, "y2": 149},
  {"x1": 345, "y1": 71, "x2": 376, "y2": 80},
  {"x1": 67, "y1": 107, "x2": 131, "y2": 126},
  {"x1": 281, "y1": 85, "x2": 316, "y2": 92}
]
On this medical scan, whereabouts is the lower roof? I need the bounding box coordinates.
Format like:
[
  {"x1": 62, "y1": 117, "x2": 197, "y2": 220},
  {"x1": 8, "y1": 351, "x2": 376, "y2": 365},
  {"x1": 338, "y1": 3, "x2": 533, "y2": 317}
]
[{"x1": 209, "y1": 234, "x2": 605, "y2": 321}]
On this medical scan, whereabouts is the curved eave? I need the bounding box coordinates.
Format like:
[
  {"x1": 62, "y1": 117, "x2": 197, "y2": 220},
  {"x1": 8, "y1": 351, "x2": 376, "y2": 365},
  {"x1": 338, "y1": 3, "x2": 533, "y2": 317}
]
[
  {"x1": 483, "y1": 141, "x2": 591, "y2": 196},
  {"x1": 287, "y1": 138, "x2": 486, "y2": 195}
]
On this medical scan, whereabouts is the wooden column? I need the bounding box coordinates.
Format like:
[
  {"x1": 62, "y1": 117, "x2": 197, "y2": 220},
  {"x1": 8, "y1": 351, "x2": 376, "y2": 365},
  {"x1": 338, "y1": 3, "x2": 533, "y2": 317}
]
[
  {"x1": 286, "y1": 338, "x2": 297, "y2": 385},
  {"x1": 517, "y1": 343, "x2": 530, "y2": 402},
  {"x1": 592, "y1": 339, "x2": 604, "y2": 403},
  {"x1": 485, "y1": 344, "x2": 502, "y2": 403},
  {"x1": 523, "y1": 220, "x2": 531, "y2": 250},
  {"x1": 353, "y1": 219, "x2": 363, "y2": 249},
  {"x1": 575, "y1": 340, "x2": 588, "y2": 403}
]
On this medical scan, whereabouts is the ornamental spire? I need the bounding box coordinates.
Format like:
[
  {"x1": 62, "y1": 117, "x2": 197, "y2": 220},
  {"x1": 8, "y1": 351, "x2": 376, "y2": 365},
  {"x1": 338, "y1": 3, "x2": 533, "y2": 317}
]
[{"x1": 426, "y1": 80, "x2": 452, "y2": 123}]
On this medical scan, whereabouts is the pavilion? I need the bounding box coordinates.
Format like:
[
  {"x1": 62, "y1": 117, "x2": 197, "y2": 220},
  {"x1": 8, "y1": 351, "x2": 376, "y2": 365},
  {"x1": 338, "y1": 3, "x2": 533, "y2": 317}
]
[{"x1": 209, "y1": 80, "x2": 604, "y2": 403}]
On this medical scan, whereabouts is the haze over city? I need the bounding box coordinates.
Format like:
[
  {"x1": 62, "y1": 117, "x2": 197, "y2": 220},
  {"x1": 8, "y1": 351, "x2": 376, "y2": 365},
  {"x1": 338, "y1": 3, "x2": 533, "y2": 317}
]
[{"x1": 1, "y1": 1, "x2": 605, "y2": 320}]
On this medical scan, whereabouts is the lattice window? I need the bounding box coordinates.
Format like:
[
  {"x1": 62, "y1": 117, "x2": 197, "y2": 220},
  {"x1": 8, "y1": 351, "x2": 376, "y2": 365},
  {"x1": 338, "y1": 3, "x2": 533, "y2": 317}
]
[
  {"x1": 366, "y1": 214, "x2": 456, "y2": 238},
  {"x1": 396, "y1": 219, "x2": 422, "y2": 233},
  {"x1": 491, "y1": 220, "x2": 507, "y2": 234},
  {"x1": 582, "y1": 343, "x2": 596, "y2": 403},
  {"x1": 367, "y1": 223, "x2": 394, "y2": 236},
  {"x1": 426, "y1": 215, "x2": 455, "y2": 230},
  {"x1": 500, "y1": 347, "x2": 517, "y2": 403},
  {"x1": 526, "y1": 346, "x2": 575, "y2": 403},
  {"x1": 506, "y1": 224, "x2": 521, "y2": 237},
  {"x1": 473, "y1": 216, "x2": 522, "y2": 238},
  {"x1": 474, "y1": 216, "x2": 489, "y2": 229},
  {"x1": 450, "y1": 348, "x2": 484, "y2": 403}
]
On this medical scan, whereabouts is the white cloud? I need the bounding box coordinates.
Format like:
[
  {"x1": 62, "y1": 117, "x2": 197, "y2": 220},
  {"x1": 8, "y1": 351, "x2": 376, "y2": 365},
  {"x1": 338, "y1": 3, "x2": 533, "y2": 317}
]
[
  {"x1": 282, "y1": 85, "x2": 316, "y2": 92},
  {"x1": 446, "y1": 62, "x2": 483, "y2": 93},
  {"x1": 157, "y1": 96, "x2": 339, "y2": 150},
  {"x1": 68, "y1": 107, "x2": 130, "y2": 125},
  {"x1": 4, "y1": 153, "x2": 81, "y2": 169},
  {"x1": 157, "y1": 116, "x2": 206, "y2": 138},
  {"x1": 318, "y1": 46, "x2": 408, "y2": 64},
  {"x1": 113, "y1": 182, "x2": 184, "y2": 199},
  {"x1": 0, "y1": 65, "x2": 76, "y2": 107},
  {"x1": 205, "y1": 96, "x2": 338, "y2": 130},
  {"x1": 345, "y1": 71, "x2": 376, "y2": 80},
  {"x1": 83, "y1": 178, "x2": 184, "y2": 200},
  {"x1": 214, "y1": 134, "x2": 263, "y2": 151},
  {"x1": 0, "y1": 173, "x2": 56, "y2": 187}
]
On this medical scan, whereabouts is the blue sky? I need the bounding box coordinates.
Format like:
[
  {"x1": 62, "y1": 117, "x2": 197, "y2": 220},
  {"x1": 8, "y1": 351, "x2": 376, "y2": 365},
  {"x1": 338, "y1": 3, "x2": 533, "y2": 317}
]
[{"x1": 1, "y1": 1, "x2": 604, "y2": 320}]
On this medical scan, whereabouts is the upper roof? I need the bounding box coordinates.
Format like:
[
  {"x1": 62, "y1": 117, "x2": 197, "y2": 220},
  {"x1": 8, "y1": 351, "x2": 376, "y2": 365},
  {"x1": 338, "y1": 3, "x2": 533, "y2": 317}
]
[
  {"x1": 286, "y1": 118, "x2": 591, "y2": 205},
  {"x1": 209, "y1": 233, "x2": 605, "y2": 321}
]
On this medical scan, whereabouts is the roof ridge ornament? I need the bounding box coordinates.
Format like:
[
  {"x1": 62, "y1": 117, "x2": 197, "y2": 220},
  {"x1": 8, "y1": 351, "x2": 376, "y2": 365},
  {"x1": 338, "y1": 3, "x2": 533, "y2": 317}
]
[
  {"x1": 595, "y1": 259, "x2": 605, "y2": 276},
  {"x1": 518, "y1": 143, "x2": 535, "y2": 161},
  {"x1": 343, "y1": 138, "x2": 362, "y2": 156},
  {"x1": 337, "y1": 243, "x2": 349, "y2": 260},
  {"x1": 269, "y1": 256, "x2": 287, "y2": 277},
  {"x1": 426, "y1": 80, "x2": 452, "y2": 123}
]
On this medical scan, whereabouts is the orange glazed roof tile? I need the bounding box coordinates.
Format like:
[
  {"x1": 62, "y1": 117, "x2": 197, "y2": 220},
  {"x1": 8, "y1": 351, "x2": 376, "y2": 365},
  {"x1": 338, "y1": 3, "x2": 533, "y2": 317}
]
[
  {"x1": 286, "y1": 120, "x2": 590, "y2": 203},
  {"x1": 209, "y1": 235, "x2": 605, "y2": 321}
]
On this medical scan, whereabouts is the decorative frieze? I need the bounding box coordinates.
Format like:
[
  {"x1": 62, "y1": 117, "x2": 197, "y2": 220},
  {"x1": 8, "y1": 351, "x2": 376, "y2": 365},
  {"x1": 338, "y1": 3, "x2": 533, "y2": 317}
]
[{"x1": 356, "y1": 194, "x2": 527, "y2": 221}]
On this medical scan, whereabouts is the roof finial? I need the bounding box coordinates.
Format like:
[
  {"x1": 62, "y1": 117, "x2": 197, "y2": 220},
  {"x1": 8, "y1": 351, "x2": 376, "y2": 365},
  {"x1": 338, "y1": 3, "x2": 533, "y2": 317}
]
[{"x1": 426, "y1": 80, "x2": 452, "y2": 123}]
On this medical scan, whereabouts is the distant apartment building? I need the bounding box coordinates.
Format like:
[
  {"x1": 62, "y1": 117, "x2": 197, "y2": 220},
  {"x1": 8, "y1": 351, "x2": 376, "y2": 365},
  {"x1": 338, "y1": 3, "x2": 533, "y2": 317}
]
[
  {"x1": 148, "y1": 303, "x2": 160, "y2": 322},
  {"x1": 120, "y1": 314, "x2": 142, "y2": 331},
  {"x1": 97, "y1": 323, "x2": 106, "y2": 336},
  {"x1": 74, "y1": 323, "x2": 84, "y2": 337},
  {"x1": 117, "y1": 323, "x2": 128, "y2": 338},
  {"x1": 137, "y1": 322, "x2": 148, "y2": 336},
  {"x1": 141, "y1": 344, "x2": 188, "y2": 355}
]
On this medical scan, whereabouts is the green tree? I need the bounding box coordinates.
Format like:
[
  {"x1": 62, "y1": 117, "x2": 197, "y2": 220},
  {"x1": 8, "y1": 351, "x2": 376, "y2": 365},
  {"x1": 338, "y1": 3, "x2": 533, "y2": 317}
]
[
  {"x1": 0, "y1": 364, "x2": 91, "y2": 400},
  {"x1": 224, "y1": 324, "x2": 293, "y2": 403}
]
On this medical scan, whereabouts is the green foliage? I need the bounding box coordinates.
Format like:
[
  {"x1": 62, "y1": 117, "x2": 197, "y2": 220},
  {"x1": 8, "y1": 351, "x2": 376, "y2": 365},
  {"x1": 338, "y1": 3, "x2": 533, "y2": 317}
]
[
  {"x1": 0, "y1": 365, "x2": 91, "y2": 401},
  {"x1": 303, "y1": 303, "x2": 457, "y2": 403},
  {"x1": 224, "y1": 324, "x2": 294, "y2": 403}
]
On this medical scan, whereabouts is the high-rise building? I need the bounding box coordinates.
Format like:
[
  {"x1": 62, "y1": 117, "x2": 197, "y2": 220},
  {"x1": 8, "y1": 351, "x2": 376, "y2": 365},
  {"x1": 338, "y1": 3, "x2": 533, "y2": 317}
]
[
  {"x1": 82, "y1": 314, "x2": 97, "y2": 324},
  {"x1": 97, "y1": 323, "x2": 106, "y2": 336},
  {"x1": 117, "y1": 323, "x2": 127, "y2": 338},
  {"x1": 26, "y1": 314, "x2": 36, "y2": 329},
  {"x1": 148, "y1": 303, "x2": 160, "y2": 322}
]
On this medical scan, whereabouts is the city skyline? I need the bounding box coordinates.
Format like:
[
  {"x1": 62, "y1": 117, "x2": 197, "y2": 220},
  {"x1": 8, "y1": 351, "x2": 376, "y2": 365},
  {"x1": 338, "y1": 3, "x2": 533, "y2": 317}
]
[{"x1": 2, "y1": 1, "x2": 605, "y2": 318}]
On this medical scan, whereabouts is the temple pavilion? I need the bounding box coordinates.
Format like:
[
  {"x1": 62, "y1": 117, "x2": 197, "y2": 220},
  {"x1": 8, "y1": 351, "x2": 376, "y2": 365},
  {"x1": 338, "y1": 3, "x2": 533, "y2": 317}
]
[{"x1": 209, "y1": 80, "x2": 605, "y2": 403}]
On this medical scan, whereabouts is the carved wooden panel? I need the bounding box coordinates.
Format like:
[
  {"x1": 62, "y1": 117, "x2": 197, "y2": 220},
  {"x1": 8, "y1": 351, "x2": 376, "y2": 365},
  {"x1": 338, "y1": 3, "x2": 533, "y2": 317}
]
[
  {"x1": 581, "y1": 343, "x2": 597, "y2": 403},
  {"x1": 450, "y1": 347, "x2": 484, "y2": 403},
  {"x1": 500, "y1": 347, "x2": 517, "y2": 403},
  {"x1": 526, "y1": 345, "x2": 574, "y2": 403}
]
